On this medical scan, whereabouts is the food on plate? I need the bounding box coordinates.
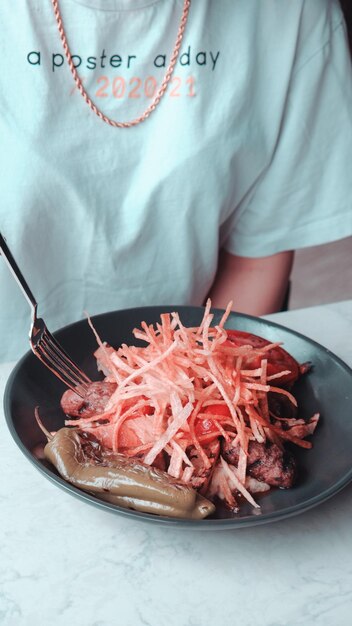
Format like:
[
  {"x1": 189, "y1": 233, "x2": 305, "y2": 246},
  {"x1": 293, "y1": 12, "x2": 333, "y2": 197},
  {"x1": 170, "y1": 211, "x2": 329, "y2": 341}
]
[
  {"x1": 41, "y1": 300, "x2": 320, "y2": 518},
  {"x1": 36, "y1": 418, "x2": 214, "y2": 519}
]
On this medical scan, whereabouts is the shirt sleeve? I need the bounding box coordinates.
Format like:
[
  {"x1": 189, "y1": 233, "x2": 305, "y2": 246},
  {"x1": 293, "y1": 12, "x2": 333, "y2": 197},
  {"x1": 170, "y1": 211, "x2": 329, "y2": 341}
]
[{"x1": 223, "y1": 11, "x2": 352, "y2": 258}]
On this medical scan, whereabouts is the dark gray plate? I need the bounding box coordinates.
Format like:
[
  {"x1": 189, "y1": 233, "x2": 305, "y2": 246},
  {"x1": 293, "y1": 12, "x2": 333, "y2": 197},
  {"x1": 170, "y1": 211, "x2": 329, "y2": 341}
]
[{"x1": 4, "y1": 306, "x2": 352, "y2": 529}]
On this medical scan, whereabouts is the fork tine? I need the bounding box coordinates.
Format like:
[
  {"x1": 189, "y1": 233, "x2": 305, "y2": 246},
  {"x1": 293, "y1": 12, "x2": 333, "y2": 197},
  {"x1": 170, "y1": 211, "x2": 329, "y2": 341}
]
[
  {"x1": 33, "y1": 342, "x2": 89, "y2": 396},
  {"x1": 32, "y1": 327, "x2": 91, "y2": 396},
  {"x1": 41, "y1": 328, "x2": 91, "y2": 385}
]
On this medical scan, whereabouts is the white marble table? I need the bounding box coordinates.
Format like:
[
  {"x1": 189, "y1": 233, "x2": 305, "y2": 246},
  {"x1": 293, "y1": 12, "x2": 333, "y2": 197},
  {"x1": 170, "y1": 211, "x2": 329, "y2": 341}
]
[{"x1": 1, "y1": 300, "x2": 352, "y2": 626}]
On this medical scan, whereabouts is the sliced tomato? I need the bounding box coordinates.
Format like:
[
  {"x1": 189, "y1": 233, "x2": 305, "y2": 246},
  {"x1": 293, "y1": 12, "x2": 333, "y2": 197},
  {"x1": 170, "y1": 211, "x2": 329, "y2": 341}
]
[
  {"x1": 118, "y1": 403, "x2": 154, "y2": 449},
  {"x1": 195, "y1": 416, "x2": 222, "y2": 438},
  {"x1": 118, "y1": 419, "x2": 144, "y2": 449},
  {"x1": 203, "y1": 404, "x2": 231, "y2": 418},
  {"x1": 122, "y1": 398, "x2": 154, "y2": 416},
  {"x1": 225, "y1": 329, "x2": 300, "y2": 386}
]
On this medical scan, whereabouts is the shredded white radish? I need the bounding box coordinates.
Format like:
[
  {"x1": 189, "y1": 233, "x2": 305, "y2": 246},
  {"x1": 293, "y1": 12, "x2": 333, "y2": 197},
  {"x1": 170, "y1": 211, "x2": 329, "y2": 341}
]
[
  {"x1": 144, "y1": 399, "x2": 193, "y2": 465},
  {"x1": 220, "y1": 457, "x2": 260, "y2": 509}
]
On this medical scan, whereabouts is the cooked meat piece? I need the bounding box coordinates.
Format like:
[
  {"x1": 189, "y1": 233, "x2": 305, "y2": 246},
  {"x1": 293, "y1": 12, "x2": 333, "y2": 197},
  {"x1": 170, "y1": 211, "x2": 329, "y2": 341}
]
[
  {"x1": 273, "y1": 414, "x2": 319, "y2": 439},
  {"x1": 133, "y1": 450, "x2": 167, "y2": 472},
  {"x1": 222, "y1": 439, "x2": 296, "y2": 489},
  {"x1": 268, "y1": 392, "x2": 297, "y2": 420},
  {"x1": 189, "y1": 439, "x2": 220, "y2": 493},
  {"x1": 300, "y1": 361, "x2": 312, "y2": 376},
  {"x1": 61, "y1": 381, "x2": 117, "y2": 418}
]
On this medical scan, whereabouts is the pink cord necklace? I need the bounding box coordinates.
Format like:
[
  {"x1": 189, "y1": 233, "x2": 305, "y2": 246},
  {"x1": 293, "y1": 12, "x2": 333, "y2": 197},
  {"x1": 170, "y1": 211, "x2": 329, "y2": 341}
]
[{"x1": 51, "y1": 0, "x2": 191, "y2": 128}]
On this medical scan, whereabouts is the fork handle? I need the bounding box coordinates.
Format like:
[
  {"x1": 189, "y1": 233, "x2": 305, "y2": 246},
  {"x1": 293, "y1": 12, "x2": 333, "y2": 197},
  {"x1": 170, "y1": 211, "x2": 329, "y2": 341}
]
[{"x1": 0, "y1": 232, "x2": 37, "y2": 317}]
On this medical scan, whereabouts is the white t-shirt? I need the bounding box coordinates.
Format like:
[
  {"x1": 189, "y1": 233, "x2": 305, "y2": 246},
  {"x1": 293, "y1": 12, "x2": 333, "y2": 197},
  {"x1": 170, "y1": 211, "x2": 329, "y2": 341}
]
[{"x1": 0, "y1": 0, "x2": 352, "y2": 362}]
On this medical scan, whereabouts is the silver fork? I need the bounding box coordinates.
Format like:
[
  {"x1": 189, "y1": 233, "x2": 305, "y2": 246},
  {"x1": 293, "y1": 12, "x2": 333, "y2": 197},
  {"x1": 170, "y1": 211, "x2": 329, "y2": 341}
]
[{"x1": 0, "y1": 232, "x2": 91, "y2": 396}]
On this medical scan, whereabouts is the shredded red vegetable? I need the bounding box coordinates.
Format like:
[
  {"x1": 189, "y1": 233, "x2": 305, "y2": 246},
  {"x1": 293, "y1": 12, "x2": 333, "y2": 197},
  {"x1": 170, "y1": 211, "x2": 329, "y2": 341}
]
[{"x1": 65, "y1": 300, "x2": 319, "y2": 510}]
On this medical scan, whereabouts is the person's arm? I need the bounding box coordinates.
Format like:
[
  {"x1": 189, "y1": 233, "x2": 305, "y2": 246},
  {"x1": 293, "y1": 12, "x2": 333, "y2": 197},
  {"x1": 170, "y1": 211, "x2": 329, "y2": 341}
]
[{"x1": 207, "y1": 248, "x2": 294, "y2": 316}]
